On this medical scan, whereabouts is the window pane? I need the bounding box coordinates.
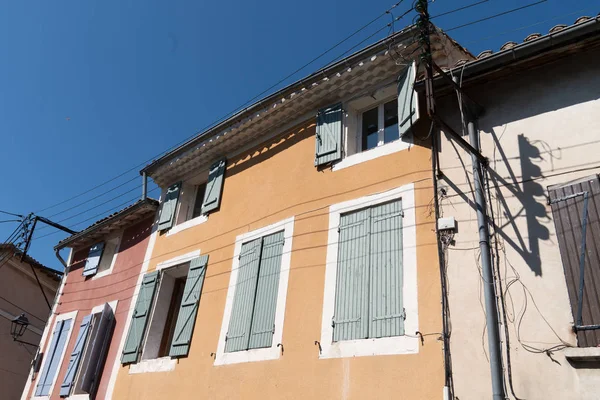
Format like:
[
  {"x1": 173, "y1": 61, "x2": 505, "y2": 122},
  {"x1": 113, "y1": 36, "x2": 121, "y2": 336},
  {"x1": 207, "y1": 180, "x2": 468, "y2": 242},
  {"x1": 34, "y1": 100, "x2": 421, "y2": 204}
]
[
  {"x1": 158, "y1": 277, "x2": 186, "y2": 357},
  {"x1": 192, "y1": 183, "x2": 206, "y2": 219},
  {"x1": 361, "y1": 107, "x2": 379, "y2": 151},
  {"x1": 383, "y1": 99, "x2": 399, "y2": 143}
]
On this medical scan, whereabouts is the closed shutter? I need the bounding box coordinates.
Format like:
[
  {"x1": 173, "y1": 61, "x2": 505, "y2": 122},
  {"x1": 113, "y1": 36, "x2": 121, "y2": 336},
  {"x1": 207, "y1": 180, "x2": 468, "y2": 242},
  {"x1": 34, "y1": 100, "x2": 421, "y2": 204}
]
[
  {"x1": 333, "y1": 208, "x2": 370, "y2": 341},
  {"x1": 121, "y1": 271, "x2": 159, "y2": 364},
  {"x1": 225, "y1": 238, "x2": 262, "y2": 353},
  {"x1": 158, "y1": 182, "x2": 182, "y2": 231},
  {"x1": 83, "y1": 243, "x2": 105, "y2": 277},
  {"x1": 59, "y1": 315, "x2": 92, "y2": 397},
  {"x1": 369, "y1": 200, "x2": 404, "y2": 338},
  {"x1": 169, "y1": 255, "x2": 209, "y2": 357},
  {"x1": 248, "y1": 231, "x2": 285, "y2": 349},
  {"x1": 397, "y1": 61, "x2": 419, "y2": 138},
  {"x1": 36, "y1": 319, "x2": 72, "y2": 396},
  {"x1": 201, "y1": 159, "x2": 227, "y2": 214},
  {"x1": 81, "y1": 303, "x2": 115, "y2": 395},
  {"x1": 315, "y1": 103, "x2": 343, "y2": 166}
]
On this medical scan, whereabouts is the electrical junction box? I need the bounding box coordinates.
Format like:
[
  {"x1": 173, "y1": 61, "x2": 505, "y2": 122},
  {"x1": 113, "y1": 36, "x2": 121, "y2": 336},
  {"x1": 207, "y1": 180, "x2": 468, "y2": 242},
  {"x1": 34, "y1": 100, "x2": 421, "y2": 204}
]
[{"x1": 437, "y1": 216, "x2": 456, "y2": 231}]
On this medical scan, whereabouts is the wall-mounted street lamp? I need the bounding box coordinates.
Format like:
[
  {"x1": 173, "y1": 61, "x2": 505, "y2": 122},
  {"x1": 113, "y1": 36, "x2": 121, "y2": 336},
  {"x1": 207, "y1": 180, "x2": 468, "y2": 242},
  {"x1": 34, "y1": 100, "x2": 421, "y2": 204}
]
[{"x1": 10, "y1": 314, "x2": 38, "y2": 347}]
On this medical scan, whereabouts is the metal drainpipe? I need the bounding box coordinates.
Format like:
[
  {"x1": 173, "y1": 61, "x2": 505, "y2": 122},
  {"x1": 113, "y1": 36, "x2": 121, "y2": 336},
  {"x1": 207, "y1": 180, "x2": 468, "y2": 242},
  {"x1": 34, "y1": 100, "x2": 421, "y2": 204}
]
[
  {"x1": 466, "y1": 116, "x2": 506, "y2": 400},
  {"x1": 142, "y1": 171, "x2": 148, "y2": 201}
]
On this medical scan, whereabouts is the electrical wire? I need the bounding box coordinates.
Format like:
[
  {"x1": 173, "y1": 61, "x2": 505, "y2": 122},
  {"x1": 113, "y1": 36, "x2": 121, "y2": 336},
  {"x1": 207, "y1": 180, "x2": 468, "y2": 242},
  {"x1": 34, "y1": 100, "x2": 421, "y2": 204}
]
[
  {"x1": 430, "y1": 0, "x2": 489, "y2": 19},
  {"x1": 0, "y1": 209, "x2": 23, "y2": 218}
]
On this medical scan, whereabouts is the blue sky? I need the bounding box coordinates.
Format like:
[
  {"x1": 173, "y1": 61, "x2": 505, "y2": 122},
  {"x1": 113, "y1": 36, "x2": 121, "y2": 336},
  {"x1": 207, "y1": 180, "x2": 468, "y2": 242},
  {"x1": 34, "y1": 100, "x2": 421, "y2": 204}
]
[{"x1": 0, "y1": 0, "x2": 597, "y2": 270}]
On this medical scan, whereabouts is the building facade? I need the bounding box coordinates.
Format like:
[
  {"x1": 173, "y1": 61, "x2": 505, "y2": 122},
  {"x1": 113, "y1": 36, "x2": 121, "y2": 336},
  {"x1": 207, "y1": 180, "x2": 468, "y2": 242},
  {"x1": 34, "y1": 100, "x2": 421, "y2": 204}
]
[
  {"x1": 20, "y1": 199, "x2": 158, "y2": 400},
  {"x1": 0, "y1": 244, "x2": 60, "y2": 400},
  {"x1": 108, "y1": 27, "x2": 471, "y2": 400}
]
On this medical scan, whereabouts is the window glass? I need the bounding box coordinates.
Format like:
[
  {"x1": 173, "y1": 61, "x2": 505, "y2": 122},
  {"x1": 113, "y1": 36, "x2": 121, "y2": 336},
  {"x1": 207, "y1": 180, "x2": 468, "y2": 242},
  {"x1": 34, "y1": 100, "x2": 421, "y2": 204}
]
[
  {"x1": 158, "y1": 277, "x2": 186, "y2": 357},
  {"x1": 361, "y1": 107, "x2": 379, "y2": 151},
  {"x1": 191, "y1": 183, "x2": 207, "y2": 219},
  {"x1": 97, "y1": 237, "x2": 119, "y2": 274},
  {"x1": 383, "y1": 99, "x2": 399, "y2": 144}
]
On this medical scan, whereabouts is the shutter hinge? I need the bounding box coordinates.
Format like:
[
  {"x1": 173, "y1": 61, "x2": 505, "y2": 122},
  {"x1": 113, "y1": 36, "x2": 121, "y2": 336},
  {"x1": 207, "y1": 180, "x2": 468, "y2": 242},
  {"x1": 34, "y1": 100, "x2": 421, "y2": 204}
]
[
  {"x1": 403, "y1": 308, "x2": 407, "y2": 320},
  {"x1": 401, "y1": 210, "x2": 405, "y2": 218},
  {"x1": 331, "y1": 317, "x2": 335, "y2": 328}
]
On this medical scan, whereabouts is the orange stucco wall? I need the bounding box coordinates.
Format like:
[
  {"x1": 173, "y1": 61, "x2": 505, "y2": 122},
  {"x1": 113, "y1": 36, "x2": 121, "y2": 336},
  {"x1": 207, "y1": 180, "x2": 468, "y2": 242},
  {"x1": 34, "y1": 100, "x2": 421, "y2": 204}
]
[{"x1": 112, "y1": 119, "x2": 443, "y2": 399}]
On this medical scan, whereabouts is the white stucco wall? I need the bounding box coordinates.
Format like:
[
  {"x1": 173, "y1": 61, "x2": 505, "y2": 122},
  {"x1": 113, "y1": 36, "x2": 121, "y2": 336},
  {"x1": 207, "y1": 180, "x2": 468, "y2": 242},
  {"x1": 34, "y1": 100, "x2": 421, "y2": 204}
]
[{"x1": 437, "y1": 47, "x2": 600, "y2": 399}]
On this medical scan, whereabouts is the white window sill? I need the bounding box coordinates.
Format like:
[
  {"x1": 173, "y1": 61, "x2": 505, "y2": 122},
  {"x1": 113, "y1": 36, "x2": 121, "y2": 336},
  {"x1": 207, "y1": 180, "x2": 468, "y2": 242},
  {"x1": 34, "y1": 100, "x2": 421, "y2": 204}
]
[
  {"x1": 166, "y1": 215, "x2": 208, "y2": 237},
  {"x1": 564, "y1": 347, "x2": 600, "y2": 362},
  {"x1": 128, "y1": 357, "x2": 177, "y2": 374},
  {"x1": 91, "y1": 267, "x2": 113, "y2": 280},
  {"x1": 214, "y1": 346, "x2": 281, "y2": 366},
  {"x1": 65, "y1": 394, "x2": 90, "y2": 400},
  {"x1": 333, "y1": 138, "x2": 412, "y2": 171},
  {"x1": 319, "y1": 336, "x2": 419, "y2": 359}
]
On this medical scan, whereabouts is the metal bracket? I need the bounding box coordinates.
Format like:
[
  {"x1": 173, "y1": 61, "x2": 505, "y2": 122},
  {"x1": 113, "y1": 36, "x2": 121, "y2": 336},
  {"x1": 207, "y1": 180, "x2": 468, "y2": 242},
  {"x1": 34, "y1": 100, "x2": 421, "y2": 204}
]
[{"x1": 434, "y1": 116, "x2": 487, "y2": 166}]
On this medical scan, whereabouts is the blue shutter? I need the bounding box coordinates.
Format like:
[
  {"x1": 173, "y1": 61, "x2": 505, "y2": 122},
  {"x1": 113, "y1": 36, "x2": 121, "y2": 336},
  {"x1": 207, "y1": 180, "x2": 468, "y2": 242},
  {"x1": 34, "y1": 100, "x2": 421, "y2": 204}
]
[
  {"x1": 121, "y1": 271, "x2": 159, "y2": 364},
  {"x1": 36, "y1": 319, "x2": 72, "y2": 396},
  {"x1": 81, "y1": 303, "x2": 115, "y2": 396},
  {"x1": 158, "y1": 182, "x2": 181, "y2": 231},
  {"x1": 369, "y1": 200, "x2": 404, "y2": 338},
  {"x1": 248, "y1": 231, "x2": 285, "y2": 350},
  {"x1": 169, "y1": 255, "x2": 209, "y2": 357},
  {"x1": 225, "y1": 238, "x2": 262, "y2": 353},
  {"x1": 83, "y1": 243, "x2": 105, "y2": 277},
  {"x1": 332, "y1": 209, "x2": 370, "y2": 341},
  {"x1": 201, "y1": 159, "x2": 227, "y2": 214},
  {"x1": 397, "y1": 62, "x2": 419, "y2": 138},
  {"x1": 315, "y1": 103, "x2": 343, "y2": 166},
  {"x1": 60, "y1": 315, "x2": 92, "y2": 397}
]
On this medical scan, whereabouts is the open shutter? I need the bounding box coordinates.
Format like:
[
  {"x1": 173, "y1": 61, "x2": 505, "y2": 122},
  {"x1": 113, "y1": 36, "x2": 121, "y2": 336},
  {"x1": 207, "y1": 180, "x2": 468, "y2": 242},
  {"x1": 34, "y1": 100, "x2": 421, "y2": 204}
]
[
  {"x1": 81, "y1": 303, "x2": 115, "y2": 396},
  {"x1": 225, "y1": 238, "x2": 262, "y2": 352},
  {"x1": 158, "y1": 182, "x2": 181, "y2": 231},
  {"x1": 333, "y1": 209, "x2": 370, "y2": 341},
  {"x1": 83, "y1": 243, "x2": 105, "y2": 277},
  {"x1": 369, "y1": 200, "x2": 404, "y2": 338},
  {"x1": 248, "y1": 231, "x2": 284, "y2": 349},
  {"x1": 315, "y1": 103, "x2": 343, "y2": 166},
  {"x1": 169, "y1": 255, "x2": 208, "y2": 357},
  {"x1": 60, "y1": 315, "x2": 92, "y2": 397},
  {"x1": 36, "y1": 319, "x2": 72, "y2": 396},
  {"x1": 201, "y1": 159, "x2": 227, "y2": 215},
  {"x1": 121, "y1": 271, "x2": 159, "y2": 364},
  {"x1": 397, "y1": 61, "x2": 419, "y2": 138}
]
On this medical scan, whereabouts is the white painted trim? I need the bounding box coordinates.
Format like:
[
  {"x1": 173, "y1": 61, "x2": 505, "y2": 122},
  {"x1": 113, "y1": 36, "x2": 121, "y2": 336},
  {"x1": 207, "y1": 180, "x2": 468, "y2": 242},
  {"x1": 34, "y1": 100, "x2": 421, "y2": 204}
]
[
  {"x1": 91, "y1": 236, "x2": 121, "y2": 280},
  {"x1": 333, "y1": 138, "x2": 412, "y2": 171},
  {"x1": 128, "y1": 357, "x2": 177, "y2": 374},
  {"x1": 90, "y1": 299, "x2": 118, "y2": 315},
  {"x1": 214, "y1": 217, "x2": 294, "y2": 366},
  {"x1": 155, "y1": 249, "x2": 201, "y2": 271},
  {"x1": 166, "y1": 214, "x2": 209, "y2": 237},
  {"x1": 319, "y1": 184, "x2": 419, "y2": 359},
  {"x1": 104, "y1": 223, "x2": 158, "y2": 399},
  {"x1": 22, "y1": 249, "x2": 73, "y2": 400},
  {"x1": 32, "y1": 310, "x2": 78, "y2": 400}
]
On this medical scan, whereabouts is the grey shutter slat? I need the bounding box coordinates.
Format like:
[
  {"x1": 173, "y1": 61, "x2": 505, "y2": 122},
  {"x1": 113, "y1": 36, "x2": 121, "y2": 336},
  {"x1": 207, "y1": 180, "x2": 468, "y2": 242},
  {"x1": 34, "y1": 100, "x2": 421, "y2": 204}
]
[
  {"x1": 369, "y1": 200, "x2": 404, "y2": 338},
  {"x1": 201, "y1": 159, "x2": 227, "y2": 214},
  {"x1": 248, "y1": 231, "x2": 285, "y2": 350},
  {"x1": 315, "y1": 103, "x2": 343, "y2": 166},
  {"x1": 225, "y1": 238, "x2": 262, "y2": 352},
  {"x1": 158, "y1": 182, "x2": 181, "y2": 231},
  {"x1": 60, "y1": 315, "x2": 92, "y2": 397},
  {"x1": 81, "y1": 303, "x2": 115, "y2": 395},
  {"x1": 169, "y1": 255, "x2": 209, "y2": 357},
  {"x1": 333, "y1": 209, "x2": 370, "y2": 341},
  {"x1": 83, "y1": 243, "x2": 105, "y2": 277},
  {"x1": 397, "y1": 61, "x2": 419, "y2": 138},
  {"x1": 36, "y1": 321, "x2": 63, "y2": 396},
  {"x1": 36, "y1": 319, "x2": 72, "y2": 396},
  {"x1": 121, "y1": 271, "x2": 159, "y2": 364}
]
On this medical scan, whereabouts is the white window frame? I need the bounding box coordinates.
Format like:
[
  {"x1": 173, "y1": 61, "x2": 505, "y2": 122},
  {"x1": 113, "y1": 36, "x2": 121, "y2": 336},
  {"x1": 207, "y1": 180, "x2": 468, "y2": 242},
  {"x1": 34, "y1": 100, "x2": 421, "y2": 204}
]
[
  {"x1": 319, "y1": 184, "x2": 419, "y2": 359},
  {"x1": 33, "y1": 310, "x2": 78, "y2": 400},
  {"x1": 91, "y1": 235, "x2": 121, "y2": 280},
  {"x1": 168, "y1": 182, "x2": 209, "y2": 237},
  {"x1": 214, "y1": 217, "x2": 294, "y2": 366},
  {"x1": 128, "y1": 249, "x2": 201, "y2": 374}
]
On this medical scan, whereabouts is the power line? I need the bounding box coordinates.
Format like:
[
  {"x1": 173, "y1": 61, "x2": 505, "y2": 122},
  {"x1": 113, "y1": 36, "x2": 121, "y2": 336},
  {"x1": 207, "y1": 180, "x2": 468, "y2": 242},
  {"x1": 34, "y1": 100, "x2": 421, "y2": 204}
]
[
  {"x1": 430, "y1": 0, "x2": 490, "y2": 19},
  {"x1": 0, "y1": 219, "x2": 21, "y2": 224},
  {"x1": 0, "y1": 209, "x2": 23, "y2": 218},
  {"x1": 445, "y1": 0, "x2": 548, "y2": 32}
]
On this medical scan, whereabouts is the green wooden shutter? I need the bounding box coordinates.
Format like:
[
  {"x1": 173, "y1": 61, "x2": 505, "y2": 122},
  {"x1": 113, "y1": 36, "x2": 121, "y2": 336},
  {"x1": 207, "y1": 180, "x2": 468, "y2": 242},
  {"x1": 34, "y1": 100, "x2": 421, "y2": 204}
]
[
  {"x1": 201, "y1": 158, "x2": 227, "y2": 214},
  {"x1": 158, "y1": 182, "x2": 181, "y2": 231},
  {"x1": 333, "y1": 209, "x2": 370, "y2": 341},
  {"x1": 81, "y1": 303, "x2": 115, "y2": 396},
  {"x1": 36, "y1": 319, "x2": 72, "y2": 396},
  {"x1": 397, "y1": 61, "x2": 419, "y2": 138},
  {"x1": 225, "y1": 238, "x2": 262, "y2": 353},
  {"x1": 169, "y1": 255, "x2": 209, "y2": 357},
  {"x1": 83, "y1": 242, "x2": 105, "y2": 277},
  {"x1": 369, "y1": 200, "x2": 404, "y2": 338},
  {"x1": 248, "y1": 231, "x2": 285, "y2": 350},
  {"x1": 59, "y1": 314, "x2": 92, "y2": 397},
  {"x1": 315, "y1": 103, "x2": 343, "y2": 166},
  {"x1": 121, "y1": 271, "x2": 159, "y2": 364}
]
